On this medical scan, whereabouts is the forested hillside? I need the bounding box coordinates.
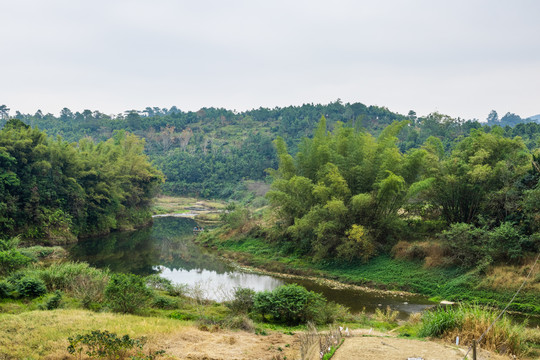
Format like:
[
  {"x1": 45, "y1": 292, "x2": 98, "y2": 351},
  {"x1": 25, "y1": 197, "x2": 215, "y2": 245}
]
[
  {"x1": 2, "y1": 102, "x2": 539, "y2": 197},
  {"x1": 0, "y1": 119, "x2": 163, "y2": 243}
]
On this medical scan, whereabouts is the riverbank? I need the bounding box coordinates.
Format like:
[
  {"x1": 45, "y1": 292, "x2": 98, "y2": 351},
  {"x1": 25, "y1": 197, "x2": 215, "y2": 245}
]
[
  {"x1": 196, "y1": 231, "x2": 540, "y2": 316},
  {"x1": 152, "y1": 195, "x2": 225, "y2": 222}
]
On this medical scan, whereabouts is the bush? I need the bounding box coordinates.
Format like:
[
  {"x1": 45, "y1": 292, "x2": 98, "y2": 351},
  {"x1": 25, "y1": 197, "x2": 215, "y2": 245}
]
[
  {"x1": 37, "y1": 262, "x2": 108, "y2": 292},
  {"x1": 18, "y1": 246, "x2": 66, "y2": 261},
  {"x1": 0, "y1": 250, "x2": 32, "y2": 276},
  {"x1": 67, "y1": 330, "x2": 165, "y2": 359},
  {"x1": 0, "y1": 280, "x2": 13, "y2": 298},
  {"x1": 226, "y1": 287, "x2": 255, "y2": 314},
  {"x1": 152, "y1": 295, "x2": 178, "y2": 310},
  {"x1": 166, "y1": 283, "x2": 189, "y2": 297},
  {"x1": 145, "y1": 275, "x2": 173, "y2": 291},
  {"x1": 72, "y1": 273, "x2": 109, "y2": 309},
  {"x1": 253, "y1": 284, "x2": 326, "y2": 325},
  {"x1": 16, "y1": 276, "x2": 47, "y2": 298},
  {"x1": 439, "y1": 223, "x2": 487, "y2": 268},
  {"x1": 419, "y1": 304, "x2": 526, "y2": 356},
  {"x1": 105, "y1": 273, "x2": 153, "y2": 313},
  {"x1": 319, "y1": 301, "x2": 351, "y2": 323},
  {"x1": 223, "y1": 315, "x2": 255, "y2": 332},
  {"x1": 43, "y1": 290, "x2": 63, "y2": 310},
  {"x1": 169, "y1": 311, "x2": 197, "y2": 321},
  {"x1": 374, "y1": 305, "x2": 400, "y2": 324}
]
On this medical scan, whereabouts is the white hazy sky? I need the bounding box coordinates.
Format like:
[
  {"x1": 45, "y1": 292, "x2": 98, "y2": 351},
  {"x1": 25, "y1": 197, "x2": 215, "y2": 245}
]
[{"x1": 1, "y1": 0, "x2": 539, "y2": 120}]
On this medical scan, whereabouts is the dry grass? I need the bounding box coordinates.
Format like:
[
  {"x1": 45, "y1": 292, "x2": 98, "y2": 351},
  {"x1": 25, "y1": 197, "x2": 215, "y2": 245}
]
[
  {"x1": 152, "y1": 196, "x2": 226, "y2": 215},
  {"x1": 444, "y1": 309, "x2": 524, "y2": 356},
  {"x1": 478, "y1": 257, "x2": 540, "y2": 292},
  {"x1": 0, "y1": 309, "x2": 185, "y2": 359},
  {"x1": 373, "y1": 306, "x2": 399, "y2": 324},
  {"x1": 0, "y1": 309, "x2": 299, "y2": 360},
  {"x1": 420, "y1": 304, "x2": 532, "y2": 357},
  {"x1": 391, "y1": 241, "x2": 449, "y2": 268}
]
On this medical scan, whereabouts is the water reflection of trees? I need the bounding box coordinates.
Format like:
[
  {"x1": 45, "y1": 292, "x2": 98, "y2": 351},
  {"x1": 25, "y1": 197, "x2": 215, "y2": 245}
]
[{"x1": 68, "y1": 217, "x2": 230, "y2": 276}]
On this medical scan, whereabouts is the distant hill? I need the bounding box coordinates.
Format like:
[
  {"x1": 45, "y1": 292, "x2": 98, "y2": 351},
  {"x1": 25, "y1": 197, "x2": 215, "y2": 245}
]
[
  {"x1": 527, "y1": 114, "x2": 540, "y2": 123},
  {"x1": 2, "y1": 102, "x2": 540, "y2": 197}
]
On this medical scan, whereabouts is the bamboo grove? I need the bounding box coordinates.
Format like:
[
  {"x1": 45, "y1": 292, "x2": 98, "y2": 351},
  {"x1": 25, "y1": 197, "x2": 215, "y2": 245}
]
[
  {"x1": 266, "y1": 117, "x2": 539, "y2": 267},
  {"x1": 0, "y1": 119, "x2": 163, "y2": 243}
]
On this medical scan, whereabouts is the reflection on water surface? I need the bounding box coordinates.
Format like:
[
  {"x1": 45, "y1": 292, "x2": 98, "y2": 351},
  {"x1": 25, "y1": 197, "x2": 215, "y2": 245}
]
[{"x1": 68, "y1": 217, "x2": 434, "y2": 317}]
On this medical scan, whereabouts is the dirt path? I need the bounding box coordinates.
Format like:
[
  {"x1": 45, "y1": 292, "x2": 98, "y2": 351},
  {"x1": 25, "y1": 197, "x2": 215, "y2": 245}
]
[
  {"x1": 153, "y1": 327, "x2": 298, "y2": 360},
  {"x1": 332, "y1": 335, "x2": 510, "y2": 360}
]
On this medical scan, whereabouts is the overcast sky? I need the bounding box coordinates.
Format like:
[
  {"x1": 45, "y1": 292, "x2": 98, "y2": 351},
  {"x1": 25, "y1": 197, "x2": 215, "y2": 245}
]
[{"x1": 2, "y1": 0, "x2": 539, "y2": 120}]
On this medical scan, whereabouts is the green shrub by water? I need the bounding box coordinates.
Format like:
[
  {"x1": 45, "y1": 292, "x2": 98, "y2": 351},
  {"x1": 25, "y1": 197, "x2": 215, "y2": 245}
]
[
  {"x1": 419, "y1": 304, "x2": 528, "y2": 356},
  {"x1": 419, "y1": 306, "x2": 463, "y2": 337},
  {"x1": 152, "y1": 295, "x2": 178, "y2": 310},
  {"x1": 43, "y1": 290, "x2": 63, "y2": 310},
  {"x1": 254, "y1": 284, "x2": 326, "y2": 325},
  {"x1": 0, "y1": 280, "x2": 13, "y2": 298},
  {"x1": 0, "y1": 249, "x2": 32, "y2": 276},
  {"x1": 36, "y1": 262, "x2": 109, "y2": 292},
  {"x1": 105, "y1": 273, "x2": 153, "y2": 314},
  {"x1": 227, "y1": 287, "x2": 255, "y2": 314},
  {"x1": 16, "y1": 276, "x2": 47, "y2": 298}
]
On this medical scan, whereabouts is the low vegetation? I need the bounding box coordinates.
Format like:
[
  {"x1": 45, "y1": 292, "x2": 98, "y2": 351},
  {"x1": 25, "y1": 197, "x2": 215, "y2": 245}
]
[{"x1": 418, "y1": 304, "x2": 536, "y2": 357}]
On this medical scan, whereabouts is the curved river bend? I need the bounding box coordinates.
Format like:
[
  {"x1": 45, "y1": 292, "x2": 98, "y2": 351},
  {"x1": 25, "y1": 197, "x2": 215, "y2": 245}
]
[{"x1": 68, "y1": 217, "x2": 435, "y2": 319}]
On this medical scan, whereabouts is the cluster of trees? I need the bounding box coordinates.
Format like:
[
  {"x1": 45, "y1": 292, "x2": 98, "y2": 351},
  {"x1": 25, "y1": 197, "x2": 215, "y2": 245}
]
[
  {"x1": 2, "y1": 102, "x2": 539, "y2": 198},
  {"x1": 6, "y1": 101, "x2": 539, "y2": 198},
  {"x1": 266, "y1": 117, "x2": 539, "y2": 267},
  {"x1": 0, "y1": 119, "x2": 163, "y2": 242}
]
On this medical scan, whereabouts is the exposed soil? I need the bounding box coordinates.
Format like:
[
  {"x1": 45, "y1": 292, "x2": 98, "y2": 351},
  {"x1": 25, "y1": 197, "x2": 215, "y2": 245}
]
[
  {"x1": 152, "y1": 328, "x2": 515, "y2": 360},
  {"x1": 332, "y1": 334, "x2": 511, "y2": 360},
  {"x1": 153, "y1": 327, "x2": 298, "y2": 360}
]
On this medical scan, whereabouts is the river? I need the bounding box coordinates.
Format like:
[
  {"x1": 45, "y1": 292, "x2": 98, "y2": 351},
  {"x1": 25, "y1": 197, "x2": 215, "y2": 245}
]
[{"x1": 67, "y1": 217, "x2": 435, "y2": 319}]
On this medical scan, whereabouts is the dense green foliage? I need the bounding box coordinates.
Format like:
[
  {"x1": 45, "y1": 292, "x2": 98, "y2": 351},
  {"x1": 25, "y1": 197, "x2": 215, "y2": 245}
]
[
  {"x1": 16, "y1": 276, "x2": 47, "y2": 298},
  {"x1": 264, "y1": 116, "x2": 539, "y2": 266},
  {"x1": 4, "y1": 102, "x2": 539, "y2": 198},
  {"x1": 0, "y1": 120, "x2": 163, "y2": 242},
  {"x1": 254, "y1": 284, "x2": 327, "y2": 325}
]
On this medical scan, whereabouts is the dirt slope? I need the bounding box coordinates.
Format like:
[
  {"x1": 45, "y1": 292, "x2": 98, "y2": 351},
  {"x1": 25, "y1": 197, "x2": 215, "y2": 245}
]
[{"x1": 332, "y1": 335, "x2": 510, "y2": 360}]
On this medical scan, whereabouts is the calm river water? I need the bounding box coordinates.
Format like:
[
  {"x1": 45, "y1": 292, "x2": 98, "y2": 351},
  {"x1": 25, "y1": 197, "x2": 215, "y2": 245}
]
[{"x1": 68, "y1": 217, "x2": 435, "y2": 319}]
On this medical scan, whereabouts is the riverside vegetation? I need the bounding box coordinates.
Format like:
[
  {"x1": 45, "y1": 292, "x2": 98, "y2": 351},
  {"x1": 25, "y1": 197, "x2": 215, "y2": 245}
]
[
  {"x1": 1, "y1": 103, "x2": 539, "y2": 358},
  {"x1": 198, "y1": 116, "x2": 539, "y2": 313}
]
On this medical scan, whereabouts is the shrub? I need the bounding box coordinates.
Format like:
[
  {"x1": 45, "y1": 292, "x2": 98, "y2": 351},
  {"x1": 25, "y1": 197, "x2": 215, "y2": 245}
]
[
  {"x1": 419, "y1": 304, "x2": 526, "y2": 356},
  {"x1": 67, "y1": 330, "x2": 165, "y2": 359},
  {"x1": 223, "y1": 315, "x2": 255, "y2": 332},
  {"x1": 226, "y1": 287, "x2": 255, "y2": 314},
  {"x1": 72, "y1": 273, "x2": 109, "y2": 309},
  {"x1": 319, "y1": 301, "x2": 351, "y2": 323},
  {"x1": 169, "y1": 311, "x2": 197, "y2": 321},
  {"x1": 37, "y1": 262, "x2": 108, "y2": 292},
  {"x1": 439, "y1": 223, "x2": 487, "y2": 268},
  {"x1": 152, "y1": 295, "x2": 178, "y2": 310},
  {"x1": 166, "y1": 283, "x2": 189, "y2": 297},
  {"x1": 16, "y1": 276, "x2": 47, "y2": 298},
  {"x1": 105, "y1": 273, "x2": 153, "y2": 313},
  {"x1": 43, "y1": 290, "x2": 63, "y2": 310},
  {"x1": 145, "y1": 275, "x2": 172, "y2": 291},
  {"x1": 18, "y1": 246, "x2": 66, "y2": 261},
  {"x1": 374, "y1": 305, "x2": 399, "y2": 324},
  {"x1": 0, "y1": 280, "x2": 13, "y2": 298},
  {"x1": 253, "y1": 284, "x2": 326, "y2": 325},
  {"x1": 0, "y1": 250, "x2": 32, "y2": 276}
]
